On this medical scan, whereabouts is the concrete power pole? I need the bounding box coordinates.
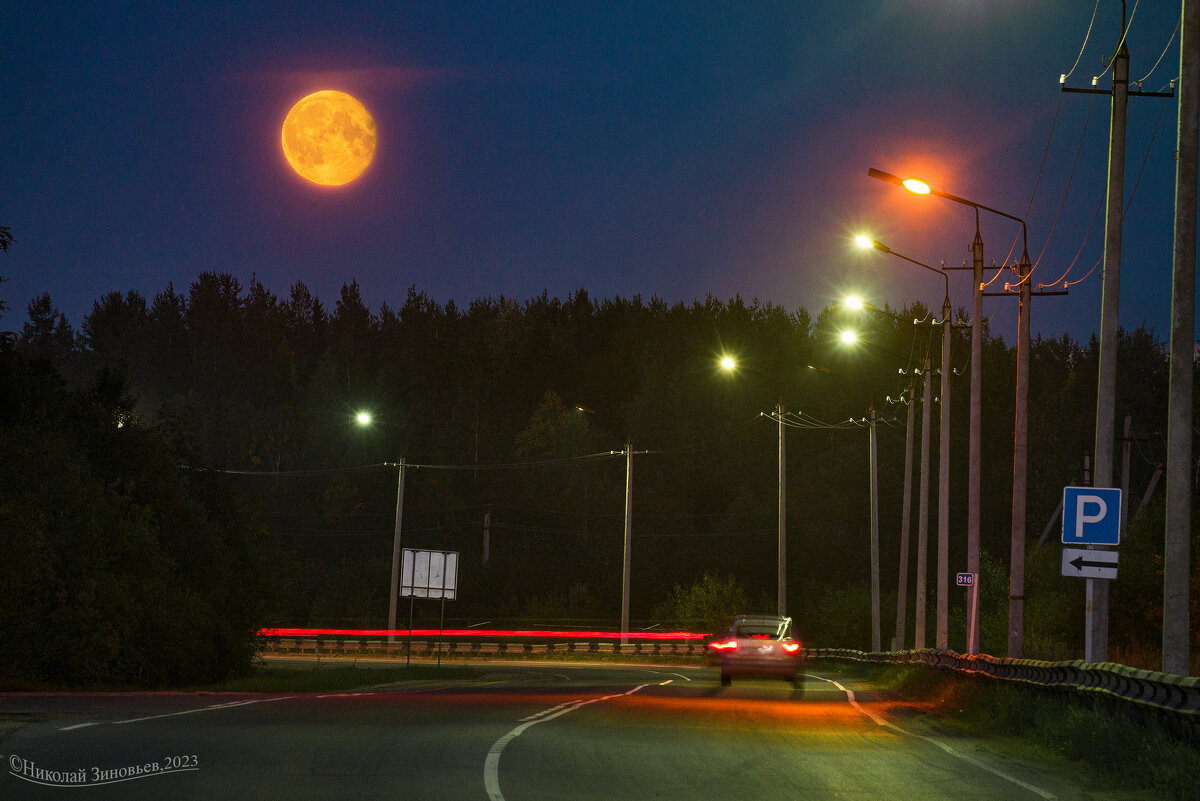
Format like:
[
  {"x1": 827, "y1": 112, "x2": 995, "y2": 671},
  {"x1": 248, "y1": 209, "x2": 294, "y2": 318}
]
[
  {"x1": 967, "y1": 227, "x2": 984, "y2": 655},
  {"x1": 1008, "y1": 260, "x2": 1032, "y2": 658},
  {"x1": 778, "y1": 401, "x2": 787, "y2": 617},
  {"x1": 1089, "y1": 27, "x2": 1130, "y2": 666},
  {"x1": 621, "y1": 437, "x2": 633, "y2": 642},
  {"x1": 915, "y1": 355, "x2": 933, "y2": 650},
  {"x1": 387, "y1": 458, "x2": 407, "y2": 643},
  {"x1": 869, "y1": 407, "x2": 881, "y2": 652},
  {"x1": 936, "y1": 295, "x2": 952, "y2": 651},
  {"x1": 895, "y1": 381, "x2": 916, "y2": 650},
  {"x1": 1164, "y1": 0, "x2": 1198, "y2": 677}
]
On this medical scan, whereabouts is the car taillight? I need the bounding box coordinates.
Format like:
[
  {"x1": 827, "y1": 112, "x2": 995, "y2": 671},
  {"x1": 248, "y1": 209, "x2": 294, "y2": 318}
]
[
  {"x1": 708, "y1": 640, "x2": 738, "y2": 651},
  {"x1": 781, "y1": 642, "x2": 801, "y2": 654}
]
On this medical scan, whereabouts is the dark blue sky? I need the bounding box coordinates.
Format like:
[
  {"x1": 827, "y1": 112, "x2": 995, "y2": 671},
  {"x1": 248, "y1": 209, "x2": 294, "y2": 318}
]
[{"x1": 1, "y1": 2, "x2": 1191, "y2": 344}]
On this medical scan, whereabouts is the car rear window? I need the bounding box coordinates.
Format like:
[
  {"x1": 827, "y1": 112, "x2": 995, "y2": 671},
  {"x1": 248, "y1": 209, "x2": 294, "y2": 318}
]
[{"x1": 735, "y1": 624, "x2": 784, "y2": 639}]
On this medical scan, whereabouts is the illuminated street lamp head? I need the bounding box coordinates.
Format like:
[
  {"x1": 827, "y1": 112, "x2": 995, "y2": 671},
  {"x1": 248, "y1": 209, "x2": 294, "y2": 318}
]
[
  {"x1": 839, "y1": 330, "x2": 858, "y2": 345},
  {"x1": 867, "y1": 167, "x2": 931, "y2": 195},
  {"x1": 854, "y1": 235, "x2": 891, "y2": 255},
  {"x1": 719, "y1": 355, "x2": 737, "y2": 372},
  {"x1": 844, "y1": 295, "x2": 864, "y2": 310},
  {"x1": 355, "y1": 411, "x2": 373, "y2": 426}
]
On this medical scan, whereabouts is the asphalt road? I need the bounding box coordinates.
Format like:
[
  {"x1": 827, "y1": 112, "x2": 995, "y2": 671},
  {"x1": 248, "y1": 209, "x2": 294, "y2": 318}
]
[{"x1": 0, "y1": 662, "x2": 1103, "y2": 800}]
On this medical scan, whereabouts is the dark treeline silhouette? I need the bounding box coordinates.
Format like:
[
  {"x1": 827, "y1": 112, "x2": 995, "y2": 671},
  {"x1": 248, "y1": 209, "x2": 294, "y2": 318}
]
[{"x1": 2, "y1": 269, "x2": 1196, "y2": 684}]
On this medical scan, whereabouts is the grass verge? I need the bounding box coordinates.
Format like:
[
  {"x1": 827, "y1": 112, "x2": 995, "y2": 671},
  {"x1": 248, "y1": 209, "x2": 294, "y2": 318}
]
[{"x1": 823, "y1": 659, "x2": 1200, "y2": 801}]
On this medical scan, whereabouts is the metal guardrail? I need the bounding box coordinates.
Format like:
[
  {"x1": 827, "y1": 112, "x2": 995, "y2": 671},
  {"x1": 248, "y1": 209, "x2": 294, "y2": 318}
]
[
  {"x1": 261, "y1": 637, "x2": 707, "y2": 658},
  {"x1": 260, "y1": 635, "x2": 1198, "y2": 716},
  {"x1": 808, "y1": 648, "x2": 1200, "y2": 717}
]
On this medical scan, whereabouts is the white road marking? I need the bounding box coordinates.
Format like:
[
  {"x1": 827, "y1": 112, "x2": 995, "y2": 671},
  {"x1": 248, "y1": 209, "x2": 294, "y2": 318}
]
[
  {"x1": 111, "y1": 696, "x2": 295, "y2": 725},
  {"x1": 484, "y1": 685, "x2": 651, "y2": 801},
  {"x1": 57, "y1": 722, "x2": 100, "y2": 731},
  {"x1": 804, "y1": 673, "x2": 1057, "y2": 800}
]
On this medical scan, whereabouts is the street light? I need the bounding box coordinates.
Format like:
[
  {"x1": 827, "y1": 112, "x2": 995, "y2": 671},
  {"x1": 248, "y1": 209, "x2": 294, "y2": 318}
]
[
  {"x1": 869, "y1": 166, "x2": 1031, "y2": 658},
  {"x1": 856, "y1": 236, "x2": 953, "y2": 651},
  {"x1": 719, "y1": 355, "x2": 788, "y2": 617},
  {"x1": 355, "y1": 410, "x2": 373, "y2": 426},
  {"x1": 842, "y1": 293, "x2": 928, "y2": 652}
]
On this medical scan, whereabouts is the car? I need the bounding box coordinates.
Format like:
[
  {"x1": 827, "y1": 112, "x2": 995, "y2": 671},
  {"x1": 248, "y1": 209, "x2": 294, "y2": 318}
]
[{"x1": 707, "y1": 615, "x2": 805, "y2": 690}]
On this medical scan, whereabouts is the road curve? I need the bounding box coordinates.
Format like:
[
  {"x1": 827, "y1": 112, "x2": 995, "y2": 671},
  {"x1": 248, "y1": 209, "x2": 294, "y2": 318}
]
[{"x1": 0, "y1": 663, "x2": 1102, "y2": 800}]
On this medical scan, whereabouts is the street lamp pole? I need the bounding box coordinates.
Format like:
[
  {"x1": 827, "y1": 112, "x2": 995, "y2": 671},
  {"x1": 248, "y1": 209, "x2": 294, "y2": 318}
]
[
  {"x1": 868, "y1": 167, "x2": 1030, "y2": 656},
  {"x1": 720, "y1": 356, "x2": 788, "y2": 617},
  {"x1": 858, "y1": 237, "x2": 951, "y2": 648}
]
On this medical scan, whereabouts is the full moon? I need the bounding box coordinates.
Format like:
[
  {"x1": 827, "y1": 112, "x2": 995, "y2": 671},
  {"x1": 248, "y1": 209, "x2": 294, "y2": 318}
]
[{"x1": 281, "y1": 90, "x2": 376, "y2": 186}]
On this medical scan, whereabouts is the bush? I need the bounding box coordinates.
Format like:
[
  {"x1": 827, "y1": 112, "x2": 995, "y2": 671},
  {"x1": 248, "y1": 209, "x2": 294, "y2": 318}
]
[
  {"x1": 652, "y1": 573, "x2": 749, "y2": 634},
  {"x1": 0, "y1": 356, "x2": 275, "y2": 688}
]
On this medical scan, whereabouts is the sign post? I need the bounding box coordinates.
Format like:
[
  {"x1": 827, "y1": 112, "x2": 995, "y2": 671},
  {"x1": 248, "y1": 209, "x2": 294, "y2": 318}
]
[
  {"x1": 400, "y1": 549, "x2": 459, "y2": 667},
  {"x1": 1060, "y1": 486, "x2": 1122, "y2": 663},
  {"x1": 1061, "y1": 548, "x2": 1119, "y2": 579},
  {"x1": 956, "y1": 573, "x2": 978, "y2": 654}
]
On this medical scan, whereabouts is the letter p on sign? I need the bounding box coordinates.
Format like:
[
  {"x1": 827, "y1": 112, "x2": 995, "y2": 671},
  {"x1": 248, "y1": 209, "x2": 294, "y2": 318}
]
[
  {"x1": 1075, "y1": 495, "x2": 1107, "y2": 536},
  {"x1": 1061, "y1": 486, "x2": 1121, "y2": 546}
]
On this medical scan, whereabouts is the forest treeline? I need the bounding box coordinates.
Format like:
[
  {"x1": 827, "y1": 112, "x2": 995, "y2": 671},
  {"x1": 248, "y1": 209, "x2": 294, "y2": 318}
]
[{"x1": 1, "y1": 264, "x2": 1197, "y2": 685}]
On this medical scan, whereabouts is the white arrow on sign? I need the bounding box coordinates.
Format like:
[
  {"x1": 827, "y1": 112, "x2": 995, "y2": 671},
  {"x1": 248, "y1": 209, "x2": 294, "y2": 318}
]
[{"x1": 1061, "y1": 547, "x2": 1118, "y2": 580}]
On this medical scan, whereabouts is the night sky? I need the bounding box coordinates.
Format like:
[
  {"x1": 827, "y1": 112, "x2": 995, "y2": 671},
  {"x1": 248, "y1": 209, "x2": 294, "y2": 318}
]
[{"x1": 1, "y1": 2, "x2": 1192, "y2": 344}]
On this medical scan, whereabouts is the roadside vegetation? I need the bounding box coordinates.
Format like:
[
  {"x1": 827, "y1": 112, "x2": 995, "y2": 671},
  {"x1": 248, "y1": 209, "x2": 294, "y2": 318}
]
[{"x1": 837, "y1": 660, "x2": 1200, "y2": 801}]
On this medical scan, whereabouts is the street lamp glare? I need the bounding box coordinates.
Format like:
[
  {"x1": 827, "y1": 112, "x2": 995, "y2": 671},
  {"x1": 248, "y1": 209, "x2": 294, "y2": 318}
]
[
  {"x1": 355, "y1": 411, "x2": 373, "y2": 426},
  {"x1": 845, "y1": 295, "x2": 864, "y2": 310},
  {"x1": 902, "y1": 178, "x2": 932, "y2": 195},
  {"x1": 839, "y1": 329, "x2": 858, "y2": 344},
  {"x1": 719, "y1": 355, "x2": 737, "y2": 372},
  {"x1": 854, "y1": 234, "x2": 873, "y2": 249}
]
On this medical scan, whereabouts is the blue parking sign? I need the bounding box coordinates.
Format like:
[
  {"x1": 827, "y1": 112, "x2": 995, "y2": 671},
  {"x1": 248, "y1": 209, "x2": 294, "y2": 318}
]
[{"x1": 1061, "y1": 486, "x2": 1121, "y2": 546}]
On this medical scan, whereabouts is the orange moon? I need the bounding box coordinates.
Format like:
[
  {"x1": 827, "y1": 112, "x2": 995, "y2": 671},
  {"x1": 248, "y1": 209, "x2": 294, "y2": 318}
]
[{"x1": 281, "y1": 90, "x2": 376, "y2": 186}]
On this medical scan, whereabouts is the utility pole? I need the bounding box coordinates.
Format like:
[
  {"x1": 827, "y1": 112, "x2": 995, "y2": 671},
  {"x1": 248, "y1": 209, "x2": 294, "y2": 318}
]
[
  {"x1": 967, "y1": 227, "x2": 983, "y2": 654},
  {"x1": 895, "y1": 380, "x2": 916, "y2": 650},
  {"x1": 1088, "y1": 19, "x2": 1130, "y2": 666},
  {"x1": 621, "y1": 437, "x2": 633, "y2": 643},
  {"x1": 1164, "y1": 0, "x2": 1198, "y2": 677},
  {"x1": 869, "y1": 407, "x2": 881, "y2": 652},
  {"x1": 778, "y1": 401, "x2": 787, "y2": 617},
  {"x1": 915, "y1": 355, "x2": 932, "y2": 650},
  {"x1": 936, "y1": 291, "x2": 952, "y2": 650},
  {"x1": 1059, "y1": 0, "x2": 1177, "y2": 668},
  {"x1": 1008, "y1": 258, "x2": 1031, "y2": 659},
  {"x1": 387, "y1": 458, "x2": 407, "y2": 643},
  {"x1": 977, "y1": 251, "x2": 1064, "y2": 658}
]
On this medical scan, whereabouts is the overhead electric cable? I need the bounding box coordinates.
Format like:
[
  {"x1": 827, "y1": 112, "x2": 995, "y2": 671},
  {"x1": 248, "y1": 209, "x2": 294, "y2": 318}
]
[
  {"x1": 1136, "y1": 15, "x2": 1181, "y2": 86},
  {"x1": 1039, "y1": 194, "x2": 1103, "y2": 289},
  {"x1": 1028, "y1": 92, "x2": 1099, "y2": 277},
  {"x1": 1061, "y1": 0, "x2": 1102, "y2": 83},
  {"x1": 1052, "y1": 91, "x2": 1168, "y2": 290},
  {"x1": 1092, "y1": 0, "x2": 1140, "y2": 84}
]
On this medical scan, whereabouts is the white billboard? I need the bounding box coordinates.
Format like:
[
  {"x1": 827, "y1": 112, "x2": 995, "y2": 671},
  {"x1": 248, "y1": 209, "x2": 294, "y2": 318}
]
[{"x1": 400, "y1": 549, "x2": 458, "y2": 600}]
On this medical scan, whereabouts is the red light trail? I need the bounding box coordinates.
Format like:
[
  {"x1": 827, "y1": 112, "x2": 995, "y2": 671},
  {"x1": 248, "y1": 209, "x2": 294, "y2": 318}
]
[{"x1": 258, "y1": 627, "x2": 710, "y2": 641}]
